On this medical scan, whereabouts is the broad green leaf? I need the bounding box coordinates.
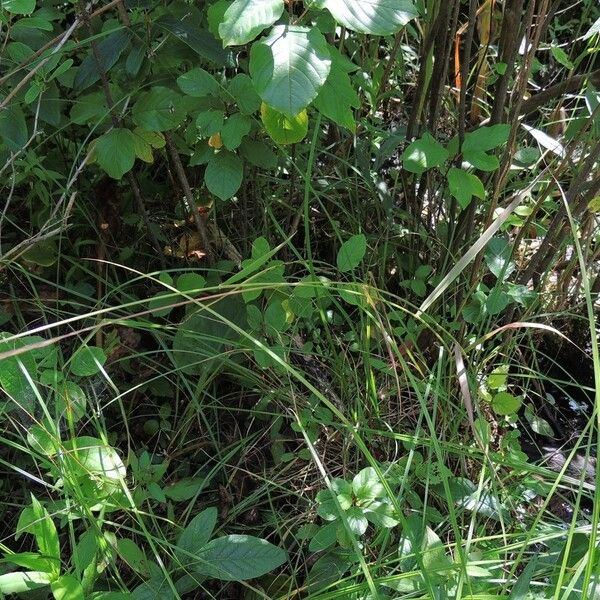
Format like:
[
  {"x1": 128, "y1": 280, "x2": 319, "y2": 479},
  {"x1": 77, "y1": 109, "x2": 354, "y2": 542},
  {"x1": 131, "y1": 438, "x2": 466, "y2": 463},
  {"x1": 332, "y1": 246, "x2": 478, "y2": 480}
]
[
  {"x1": 239, "y1": 139, "x2": 277, "y2": 168},
  {"x1": 250, "y1": 25, "x2": 331, "y2": 117},
  {"x1": 63, "y1": 436, "x2": 126, "y2": 483},
  {"x1": 318, "y1": 0, "x2": 417, "y2": 35},
  {"x1": 22, "y1": 240, "x2": 58, "y2": 266},
  {"x1": 336, "y1": 233, "x2": 367, "y2": 272},
  {"x1": 492, "y1": 392, "x2": 521, "y2": 416},
  {"x1": 346, "y1": 506, "x2": 368, "y2": 535},
  {"x1": 196, "y1": 110, "x2": 224, "y2": 137},
  {"x1": 0, "y1": 104, "x2": 28, "y2": 151},
  {"x1": 463, "y1": 124, "x2": 510, "y2": 153},
  {"x1": 228, "y1": 74, "x2": 261, "y2": 115},
  {"x1": 447, "y1": 168, "x2": 485, "y2": 209},
  {"x1": 30, "y1": 495, "x2": 60, "y2": 574},
  {"x1": 485, "y1": 288, "x2": 510, "y2": 315},
  {"x1": 70, "y1": 92, "x2": 110, "y2": 125},
  {"x1": 74, "y1": 29, "x2": 131, "y2": 91},
  {"x1": 487, "y1": 365, "x2": 508, "y2": 390},
  {"x1": 172, "y1": 294, "x2": 246, "y2": 375},
  {"x1": 132, "y1": 87, "x2": 185, "y2": 132},
  {"x1": 551, "y1": 45, "x2": 574, "y2": 69},
  {"x1": 463, "y1": 149, "x2": 498, "y2": 171},
  {"x1": 0, "y1": 333, "x2": 38, "y2": 410},
  {"x1": 308, "y1": 522, "x2": 338, "y2": 552},
  {"x1": 219, "y1": 0, "x2": 284, "y2": 46},
  {"x1": 70, "y1": 344, "x2": 107, "y2": 377},
  {"x1": 524, "y1": 406, "x2": 554, "y2": 437},
  {"x1": 484, "y1": 237, "x2": 515, "y2": 279},
  {"x1": 54, "y1": 380, "x2": 87, "y2": 423},
  {"x1": 0, "y1": 571, "x2": 51, "y2": 594},
  {"x1": 176, "y1": 507, "x2": 218, "y2": 566},
  {"x1": 176, "y1": 273, "x2": 206, "y2": 293},
  {"x1": 156, "y1": 16, "x2": 234, "y2": 67},
  {"x1": 260, "y1": 103, "x2": 308, "y2": 144},
  {"x1": 117, "y1": 538, "x2": 150, "y2": 577},
  {"x1": 27, "y1": 425, "x2": 57, "y2": 456},
  {"x1": 205, "y1": 150, "x2": 243, "y2": 200},
  {"x1": 95, "y1": 128, "x2": 137, "y2": 179},
  {"x1": 132, "y1": 128, "x2": 165, "y2": 164},
  {"x1": 264, "y1": 300, "x2": 287, "y2": 333},
  {"x1": 74, "y1": 529, "x2": 98, "y2": 572},
  {"x1": 352, "y1": 467, "x2": 385, "y2": 501},
  {"x1": 421, "y1": 526, "x2": 453, "y2": 580},
  {"x1": 313, "y1": 49, "x2": 360, "y2": 131},
  {"x1": 163, "y1": 477, "x2": 205, "y2": 501},
  {"x1": 207, "y1": 0, "x2": 230, "y2": 38},
  {"x1": 194, "y1": 535, "x2": 287, "y2": 581},
  {"x1": 3, "y1": 0, "x2": 36, "y2": 14},
  {"x1": 221, "y1": 113, "x2": 252, "y2": 149},
  {"x1": 177, "y1": 68, "x2": 220, "y2": 97},
  {"x1": 51, "y1": 574, "x2": 84, "y2": 600},
  {"x1": 401, "y1": 132, "x2": 448, "y2": 174}
]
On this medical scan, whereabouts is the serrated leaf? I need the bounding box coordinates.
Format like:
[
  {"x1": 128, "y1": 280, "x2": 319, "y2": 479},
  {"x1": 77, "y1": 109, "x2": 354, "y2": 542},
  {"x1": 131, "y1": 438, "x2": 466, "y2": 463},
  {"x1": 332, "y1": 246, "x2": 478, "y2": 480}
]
[
  {"x1": 94, "y1": 128, "x2": 136, "y2": 178},
  {"x1": 492, "y1": 392, "x2": 521, "y2": 416},
  {"x1": 250, "y1": 25, "x2": 331, "y2": 117},
  {"x1": 219, "y1": 0, "x2": 284, "y2": 46},
  {"x1": 260, "y1": 103, "x2": 307, "y2": 144},
  {"x1": 132, "y1": 87, "x2": 185, "y2": 132},
  {"x1": 401, "y1": 132, "x2": 448, "y2": 174},
  {"x1": 177, "y1": 68, "x2": 220, "y2": 97},
  {"x1": 205, "y1": 150, "x2": 243, "y2": 200},
  {"x1": 194, "y1": 535, "x2": 287, "y2": 581},
  {"x1": 318, "y1": 0, "x2": 417, "y2": 35},
  {"x1": 313, "y1": 49, "x2": 359, "y2": 131},
  {"x1": 337, "y1": 233, "x2": 366, "y2": 272}
]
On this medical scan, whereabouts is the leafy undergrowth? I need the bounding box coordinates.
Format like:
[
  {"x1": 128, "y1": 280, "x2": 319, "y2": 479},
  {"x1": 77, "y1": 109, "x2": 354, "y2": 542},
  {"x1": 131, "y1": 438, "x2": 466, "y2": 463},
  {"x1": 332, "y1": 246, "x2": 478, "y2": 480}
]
[{"x1": 1, "y1": 1, "x2": 600, "y2": 599}]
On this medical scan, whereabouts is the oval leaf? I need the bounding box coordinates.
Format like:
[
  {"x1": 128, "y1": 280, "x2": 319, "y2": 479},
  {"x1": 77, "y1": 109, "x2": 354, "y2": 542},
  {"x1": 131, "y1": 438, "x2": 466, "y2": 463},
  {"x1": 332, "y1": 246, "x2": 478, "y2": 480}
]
[
  {"x1": 205, "y1": 151, "x2": 243, "y2": 200},
  {"x1": 337, "y1": 234, "x2": 367, "y2": 272},
  {"x1": 260, "y1": 103, "x2": 308, "y2": 144},
  {"x1": 250, "y1": 25, "x2": 331, "y2": 117},
  {"x1": 219, "y1": 0, "x2": 285, "y2": 46},
  {"x1": 95, "y1": 128, "x2": 136, "y2": 179},
  {"x1": 194, "y1": 535, "x2": 287, "y2": 581}
]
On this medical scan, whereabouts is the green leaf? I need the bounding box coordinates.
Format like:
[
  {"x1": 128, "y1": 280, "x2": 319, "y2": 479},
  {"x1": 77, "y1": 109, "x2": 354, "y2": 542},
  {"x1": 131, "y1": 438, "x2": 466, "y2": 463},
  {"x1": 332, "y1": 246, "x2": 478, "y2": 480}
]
[
  {"x1": 584, "y1": 16, "x2": 600, "y2": 39},
  {"x1": 2, "y1": 552, "x2": 54, "y2": 573},
  {"x1": 132, "y1": 87, "x2": 185, "y2": 132},
  {"x1": 63, "y1": 436, "x2": 126, "y2": 484},
  {"x1": 2, "y1": 0, "x2": 36, "y2": 14},
  {"x1": 318, "y1": 0, "x2": 417, "y2": 35},
  {"x1": 227, "y1": 74, "x2": 261, "y2": 115},
  {"x1": 156, "y1": 16, "x2": 234, "y2": 67},
  {"x1": 70, "y1": 345, "x2": 107, "y2": 377},
  {"x1": 196, "y1": 110, "x2": 224, "y2": 137},
  {"x1": 492, "y1": 392, "x2": 521, "y2": 416},
  {"x1": 132, "y1": 128, "x2": 165, "y2": 164},
  {"x1": 117, "y1": 538, "x2": 150, "y2": 577},
  {"x1": 51, "y1": 574, "x2": 84, "y2": 600},
  {"x1": 463, "y1": 149, "x2": 498, "y2": 171},
  {"x1": 74, "y1": 29, "x2": 131, "y2": 91},
  {"x1": 176, "y1": 273, "x2": 206, "y2": 293},
  {"x1": 346, "y1": 506, "x2": 368, "y2": 535},
  {"x1": 250, "y1": 25, "x2": 331, "y2": 117},
  {"x1": 70, "y1": 92, "x2": 110, "y2": 125},
  {"x1": 313, "y1": 49, "x2": 360, "y2": 131},
  {"x1": 485, "y1": 288, "x2": 510, "y2": 315},
  {"x1": 0, "y1": 571, "x2": 51, "y2": 594},
  {"x1": 207, "y1": 0, "x2": 230, "y2": 38},
  {"x1": 260, "y1": 103, "x2": 308, "y2": 144},
  {"x1": 30, "y1": 496, "x2": 60, "y2": 575},
  {"x1": 551, "y1": 45, "x2": 573, "y2": 69},
  {"x1": 27, "y1": 425, "x2": 57, "y2": 456},
  {"x1": 308, "y1": 522, "x2": 338, "y2": 552},
  {"x1": 352, "y1": 467, "x2": 385, "y2": 501},
  {"x1": 401, "y1": 132, "x2": 448, "y2": 174},
  {"x1": 0, "y1": 104, "x2": 28, "y2": 151},
  {"x1": 205, "y1": 150, "x2": 243, "y2": 200},
  {"x1": 177, "y1": 68, "x2": 220, "y2": 97},
  {"x1": 239, "y1": 139, "x2": 278, "y2": 168},
  {"x1": 194, "y1": 535, "x2": 287, "y2": 581},
  {"x1": 447, "y1": 167, "x2": 485, "y2": 209},
  {"x1": 463, "y1": 124, "x2": 510, "y2": 153},
  {"x1": 336, "y1": 233, "x2": 366, "y2": 272},
  {"x1": 176, "y1": 507, "x2": 218, "y2": 566},
  {"x1": 95, "y1": 128, "x2": 137, "y2": 179},
  {"x1": 219, "y1": 0, "x2": 284, "y2": 46},
  {"x1": 484, "y1": 237, "x2": 515, "y2": 280},
  {"x1": 22, "y1": 240, "x2": 58, "y2": 266},
  {"x1": 221, "y1": 113, "x2": 252, "y2": 150},
  {"x1": 264, "y1": 300, "x2": 287, "y2": 333},
  {"x1": 163, "y1": 477, "x2": 205, "y2": 501}
]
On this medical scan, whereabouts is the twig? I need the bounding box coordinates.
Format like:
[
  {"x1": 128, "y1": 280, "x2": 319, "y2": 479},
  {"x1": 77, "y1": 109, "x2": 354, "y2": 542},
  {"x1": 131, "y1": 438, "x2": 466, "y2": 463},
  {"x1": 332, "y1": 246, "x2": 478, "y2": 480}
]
[{"x1": 164, "y1": 132, "x2": 212, "y2": 260}]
